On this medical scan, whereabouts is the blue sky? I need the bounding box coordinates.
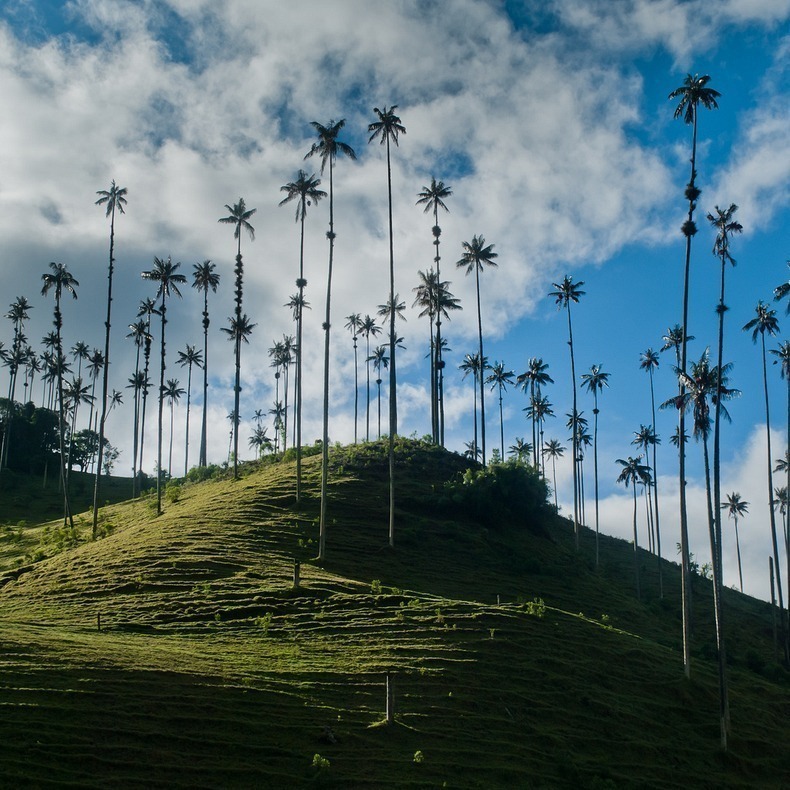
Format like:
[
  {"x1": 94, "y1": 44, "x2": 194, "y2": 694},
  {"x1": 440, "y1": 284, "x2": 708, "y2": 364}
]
[{"x1": 1, "y1": 0, "x2": 789, "y2": 599}]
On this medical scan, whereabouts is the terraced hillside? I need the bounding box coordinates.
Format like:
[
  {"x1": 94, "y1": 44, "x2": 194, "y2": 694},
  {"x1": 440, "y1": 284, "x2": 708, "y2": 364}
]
[{"x1": 1, "y1": 441, "x2": 788, "y2": 788}]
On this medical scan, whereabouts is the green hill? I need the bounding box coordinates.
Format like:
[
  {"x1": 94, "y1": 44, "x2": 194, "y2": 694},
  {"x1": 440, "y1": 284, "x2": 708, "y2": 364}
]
[{"x1": 0, "y1": 440, "x2": 788, "y2": 788}]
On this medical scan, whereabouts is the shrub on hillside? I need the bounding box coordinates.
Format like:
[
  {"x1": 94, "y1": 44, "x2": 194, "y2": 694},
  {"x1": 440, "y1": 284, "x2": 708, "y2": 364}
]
[{"x1": 442, "y1": 460, "x2": 551, "y2": 533}]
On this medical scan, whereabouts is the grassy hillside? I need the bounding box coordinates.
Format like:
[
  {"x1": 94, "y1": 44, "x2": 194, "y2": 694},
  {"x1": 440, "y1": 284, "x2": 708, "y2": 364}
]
[{"x1": 1, "y1": 440, "x2": 788, "y2": 788}]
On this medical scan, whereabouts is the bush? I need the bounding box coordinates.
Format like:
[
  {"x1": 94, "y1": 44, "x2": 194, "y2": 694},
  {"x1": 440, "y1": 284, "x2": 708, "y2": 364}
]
[{"x1": 443, "y1": 460, "x2": 551, "y2": 532}]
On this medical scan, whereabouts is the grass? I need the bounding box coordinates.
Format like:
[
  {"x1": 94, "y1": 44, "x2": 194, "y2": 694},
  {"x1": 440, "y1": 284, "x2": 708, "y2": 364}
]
[{"x1": 0, "y1": 440, "x2": 788, "y2": 787}]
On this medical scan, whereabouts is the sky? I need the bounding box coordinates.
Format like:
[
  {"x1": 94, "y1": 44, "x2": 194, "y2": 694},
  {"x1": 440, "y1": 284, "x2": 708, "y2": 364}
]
[{"x1": 1, "y1": 0, "x2": 789, "y2": 602}]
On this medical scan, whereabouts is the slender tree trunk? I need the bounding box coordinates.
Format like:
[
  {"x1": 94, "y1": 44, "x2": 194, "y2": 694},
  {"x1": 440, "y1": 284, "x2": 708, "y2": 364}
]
[
  {"x1": 156, "y1": 301, "x2": 167, "y2": 515},
  {"x1": 760, "y1": 332, "x2": 787, "y2": 659},
  {"x1": 632, "y1": 486, "x2": 640, "y2": 600},
  {"x1": 433, "y1": 206, "x2": 444, "y2": 447},
  {"x1": 377, "y1": 379, "x2": 382, "y2": 438},
  {"x1": 385, "y1": 135, "x2": 396, "y2": 548},
  {"x1": 734, "y1": 517, "x2": 743, "y2": 593},
  {"x1": 353, "y1": 336, "x2": 359, "y2": 443},
  {"x1": 566, "y1": 304, "x2": 579, "y2": 549},
  {"x1": 199, "y1": 290, "x2": 209, "y2": 468},
  {"x1": 498, "y1": 389, "x2": 505, "y2": 459},
  {"x1": 184, "y1": 363, "x2": 192, "y2": 476},
  {"x1": 296, "y1": 211, "x2": 306, "y2": 502},
  {"x1": 475, "y1": 266, "x2": 486, "y2": 467},
  {"x1": 232, "y1": 238, "x2": 243, "y2": 480},
  {"x1": 593, "y1": 393, "x2": 600, "y2": 568},
  {"x1": 92, "y1": 205, "x2": 116, "y2": 537},
  {"x1": 169, "y1": 400, "x2": 174, "y2": 477},
  {"x1": 365, "y1": 335, "x2": 371, "y2": 442},
  {"x1": 319, "y1": 160, "x2": 335, "y2": 560},
  {"x1": 138, "y1": 333, "x2": 152, "y2": 495}
]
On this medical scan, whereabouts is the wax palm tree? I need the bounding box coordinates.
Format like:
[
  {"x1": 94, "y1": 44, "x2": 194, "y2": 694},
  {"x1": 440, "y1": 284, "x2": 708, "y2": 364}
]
[
  {"x1": 83, "y1": 349, "x2": 102, "y2": 434},
  {"x1": 141, "y1": 256, "x2": 187, "y2": 516},
  {"x1": 92, "y1": 180, "x2": 128, "y2": 533},
  {"x1": 413, "y1": 269, "x2": 440, "y2": 441},
  {"x1": 41, "y1": 262, "x2": 78, "y2": 529},
  {"x1": 721, "y1": 492, "x2": 748, "y2": 593},
  {"x1": 581, "y1": 364, "x2": 610, "y2": 568},
  {"x1": 486, "y1": 361, "x2": 515, "y2": 460},
  {"x1": 669, "y1": 72, "x2": 720, "y2": 683},
  {"x1": 368, "y1": 104, "x2": 406, "y2": 548},
  {"x1": 632, "y1": 424, "x2": 659, "y2": 555},
  {"x1": 177, "y1": 344, "x2": 203, "y2": 476},
  {"x1": 136, "y1": 298, "x2": 157, "y2": 490},
  {"x1": 616, "y1": 454, "x2": 652, "y2": 600},
  {"x1": 526, "y1": 394, "x2": 555, "y2": 477},
  {"x1": 771, "y1": 339, "x2": 790, "y2": 612},
  {"x1": 360, "y1": 315, "x2": 381, "y2": 441},
  {"x1": 549, "y1": 275, "x2": 585, "y2": 548},
  {"x1": 708, "y1": 202, "x2": 743, "y2": 633},
  {"x1": 517, "y1": 358, "x2": 553, "y2": 472},
  {"x1": 508, "y1": 438, "x2": 532, "y2": 465},
  {"x1": 192, "y1": 260, "x2": 220, "y2": 469},
  {"x1": 457, "y1": 235, "x2": 498, "y2": 465},
  {"x1": 345, "y1": 313, "x2": 363, "y2": 443},
  {"x1": 368, "y1": 345, "x2": 389, "y2": 438},
  {"x1": 221, "y1": 313, "x2": 256, "y2": 458},
  {"x1": 305, "y1": 118, "x2": 356, "y2": 560},
  {"x1": 640, "y1": 347, "x2": 664, "y2": 595},
  {"x1": 566, "y1": 411, "x2": 590, "y2": 527},
  {"x1": 248, "y1": 425, "x2": 272, "y2": 459},
  {"x1": 459, "y1": 352, "x2": 486, "y2": 460},
  {"x1": 126, "y1": 319, "x2": 150, "y2": 492},
  {"x1": 280, "y1": 170, "x2": 325, "y2": 499},
  {"x1": 71, "y1": 341, "x2": 90, "y2": 384},
  {"x1": 417, "y1": 178, "x2": 452, "y2": 443},
  {"x1": 163, "y1": 378, "x2": 185, "y2": 477},
  {"x1": 1, "y1": 296, "x2": 32, "y2": 470},
  {"x1": 218, "y1": 199, "x2": 256, "y2": 480},
  {"x1": 64, "y1": 376, "x2": 94, "y2": 480},
  {"x1": 743, "y1": 302, "x2": 786, "y2": 657},
  {"x1": 269, "y1": 400, "x2": 285, "y2": 451},
  {"x1": 542, "y1": 438, "x2": 565, "y2": 510}
]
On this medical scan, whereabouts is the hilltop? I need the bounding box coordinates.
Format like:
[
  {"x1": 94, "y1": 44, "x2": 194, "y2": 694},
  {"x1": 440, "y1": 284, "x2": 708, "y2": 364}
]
[{"x1": 0, "y1": 439, "x2": 788, "y2": 788}]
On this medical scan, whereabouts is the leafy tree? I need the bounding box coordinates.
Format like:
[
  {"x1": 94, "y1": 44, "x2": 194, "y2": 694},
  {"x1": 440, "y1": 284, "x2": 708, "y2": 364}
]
[
  {"x1": 632, "y1": 424, "x2": 659, "y2": 554},
  {"x1": 141, "y1": 257, "x2": 187, "y2": 515},
  {"x1": 305, "y1": 118, "x2": 356, "y2": 560},
  {"x1": 218, "y1": 199, "x2": 256, "y2": 480},
  {"x1": 92, "y1": 180, "x2": 127, "y2": 536},
  {"x1": 416, "y1": 178, "x2": 452, "y2": 443},
  {"x1": 192, "y1": 260, "x2": 220, "y2": 469},
  {"x1": 525, "y1": 394, "x2": 554, "y2": 477},
  {"x1": 508, "y1": 437, "x2": 532, "y2": 465},
  {"x1": 458, "y1": 235, "x2": 498, "y2": 466},
  {"x1": 279, "y1": 170, "x2": 325, "y2": 500},
  {"x1": 1, "y1": 296, "x2": 32, "y2": 470},
  {"x1": 248, "y1": 424, "x2": 272, "y2": 459},
  {"x1": 177, "y1": 344, "x2": 203, "y2": 476},
  {"x1": 721, "y1": 492, "x2": 748, "y2": 593},
  {"x1": 41, "y1": 262, "x2": 78, "y2": 529},
  {"x1": 549, "y1": 276, "x2": 585, "y2": 548},
  {"x1": 669, "y1": 72, "x2": 720, "y2": 682}
]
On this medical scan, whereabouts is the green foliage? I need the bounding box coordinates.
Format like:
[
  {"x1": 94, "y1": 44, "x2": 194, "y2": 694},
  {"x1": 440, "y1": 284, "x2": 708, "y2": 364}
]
[
  {"x1": 165, "y1": 483, "x2": 182, "y2": 504},
  {"x1": 523, "y1": 597, "x2": 546, "y2": 618},
  {"x1": 413, "y1": 750, "x2": 425, "y2": 763},
  {"x1": 312, "y1": 753, "x2": 330, "y2": 770},
  {"x1": 370, "y1": 579, "x2": 382, "y2": 595},
  {"x1": 256, "y1": 612, "x2": 273, "y2": 634},
  {"x1": 444, "y1": 459, "x2": 551, "y2": 532}
]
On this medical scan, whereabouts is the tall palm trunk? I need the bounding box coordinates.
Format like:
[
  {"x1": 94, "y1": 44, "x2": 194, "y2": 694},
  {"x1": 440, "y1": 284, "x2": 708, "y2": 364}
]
[
  {"x1": 53, "y1": 302, "x2": 73, "y2": 530},
  {"x1": 296, "y1": 226, "x2": 305, "y2": 499},
  {"x1": 632, "y1": 484, "x2": 640, "y2": 600},
  {"x1": 199, "y1": 288, "x2": 209, "y2": 468},
  {"x1": 319, "y1": 161, "x2": 335, "y2": 560},
  {"x1": 592, "y1": 392, "x2": 600, "y2": 566},
  {"x1": 385, "y1": 134, "x2": 397, "y2": 548},
  {"x1": 232, "y1": 243, "x2": 243, "y2": 479},
  {"x1": 566, "y1": 304, "x2": 579, "y2": 548},
  {"x1": 475, "y1": 266, "x2": 487, "y2": 466},
  {"x1": 156, "y1": 300, "x2": 167, "y2": 515},
  {"x1": 759, "y1": 331, "x2": 786, "y2": 655},
  {"x1": 138, "y1": 330, "x2": 152, "y2": 495},
  {"x1": 184, "y1": 362, "x2": 192, "y2": 476},
  {"x1": 365, "y1": 334, "x2": 372, "y2": 442},
  {"x1": 648, "y1": 366, "x2": 663, "y2": 596},
  {"x1": 352, "y1": 334, "x2": 359, "y2": 443},
  {"x1": 92, "y1": 201, "x2": 117, "y2": 538}
]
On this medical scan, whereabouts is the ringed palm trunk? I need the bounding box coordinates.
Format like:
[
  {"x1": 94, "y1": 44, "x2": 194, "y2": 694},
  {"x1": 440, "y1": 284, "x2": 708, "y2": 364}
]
[
  {"x1": 319, "y1": 160, "x2": 335, "y2": 560},
  {"x1": 232, "y1": 242, "x2": 243, "y2": 479},
  {"x1": 92, "y1": 201, "x2": 117, "y2": 538},
  {"x1": 54, "y1": 305, "x2": 73, "y2": 530},
  {"x1": 759, "y1": 331, "x2": 787, "y2": 659},
  {"x1": 385, "y1": 134, "x2": 396, "y2": 548},
  {"x1": 199, "y1": 289, "x2": 209, "y2": 468},
  {"x1": 648, "y1": 367, "x2": 664, "y2": 596},
  {"x1": 139, "y1": 332, "x2": 152, "y2": 495},
  {"x1": 296, "y1": 211, "x2": 306, "y2": 500},
  {"x1": 156, "y1": 300, "x2": 167, "y2": 515},
  {"x1": 593, "y1": 393, "x2": 600, "y2": 567},
  {"x1": 184, "y1": 363, "x2": 192, "y2": 476},
  {"x1": 566, "y1": 303, "x2": 579, "y2": 548},
  {"x1": 475, "y1": 266, "x2": 486, "y2": 466},
  {"x1": 632, "y1": 484, "x2": 640, "y2": 600}
]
